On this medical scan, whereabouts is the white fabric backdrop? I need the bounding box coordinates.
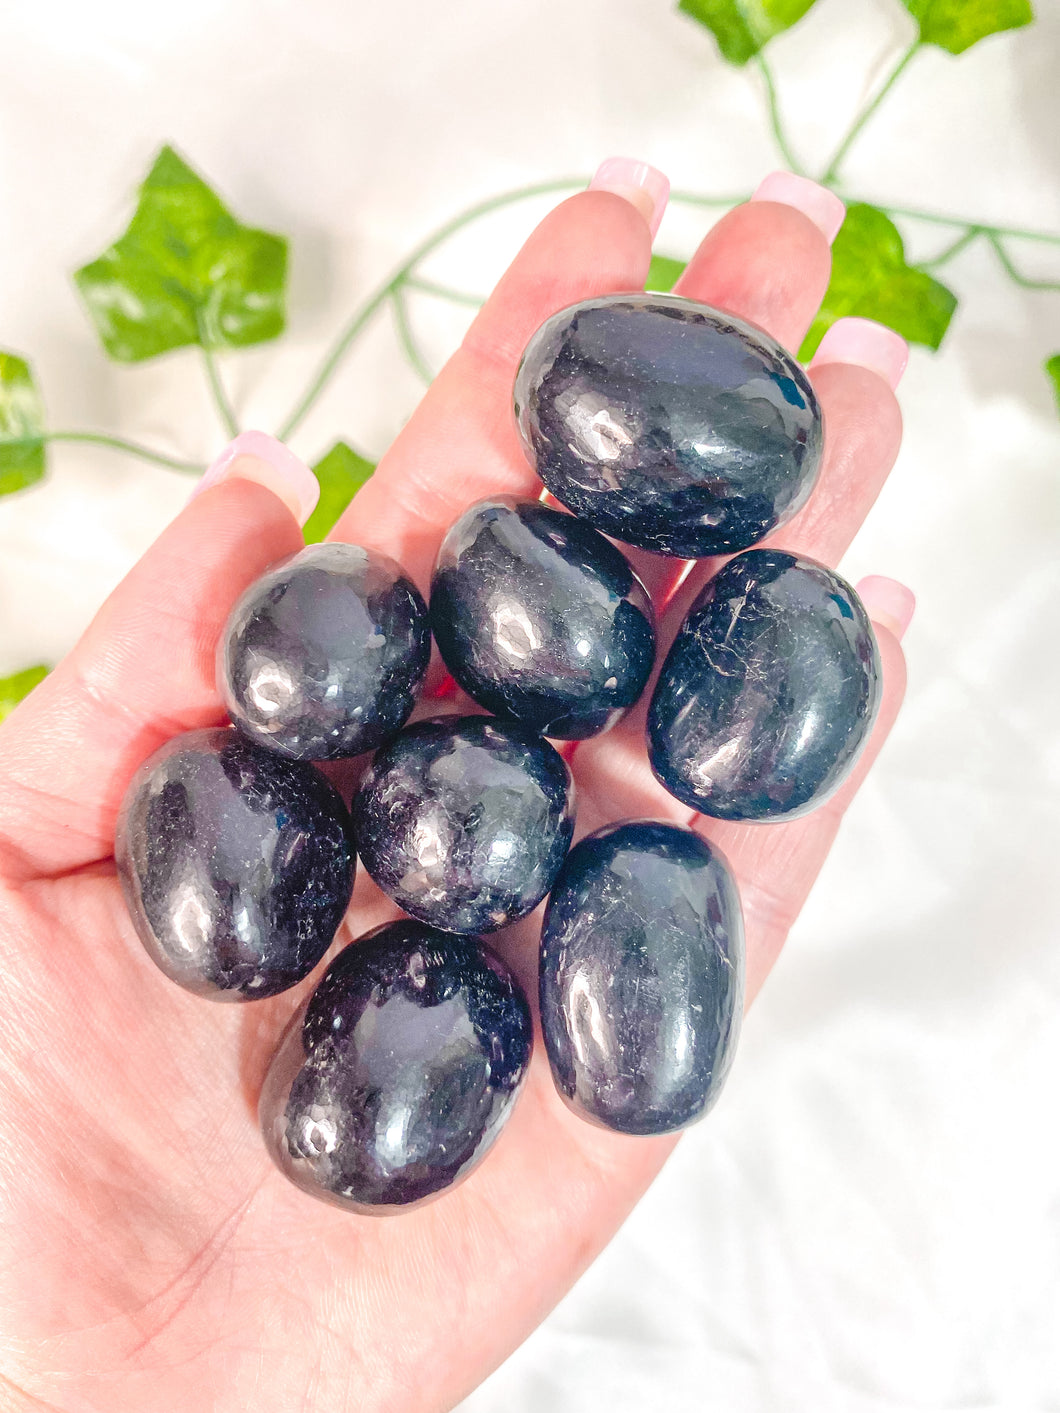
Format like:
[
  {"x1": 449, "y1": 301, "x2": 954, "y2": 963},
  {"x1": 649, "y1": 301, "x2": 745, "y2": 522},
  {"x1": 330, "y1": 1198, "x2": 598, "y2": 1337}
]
[{"x1": 1, "y1": 0, "x2": 1059, "y2": 1407}]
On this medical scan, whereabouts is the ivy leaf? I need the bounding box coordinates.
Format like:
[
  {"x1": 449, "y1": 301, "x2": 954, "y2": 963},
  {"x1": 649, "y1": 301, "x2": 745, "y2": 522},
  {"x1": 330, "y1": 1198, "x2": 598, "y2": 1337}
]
[
  {"x1": 800, "y1": 204, "x2": 957, "y2": 360},
  {"x1": 901, "y1": 0, "x2": 1033, "y2": 55},
  {"x1": 0, "y1": 352, "x2": 47, "y2": 496},
  {"x1": 1046, "y1": 354, "x2": 1060, "y2": 415},
  {"x1": 74, "y1": 145, "x2": 287, "y2": 363},
  {"x1": 677, "y1": 0, "x2": 817, "y2": 64},
  {"x1": 645, "y1": 254, "x2": 687, "y2": 292},
  {"x1": 0, "y1": 664, "x2": 49, "y2": 724},
  {"x1": 303, "y1": 441, "x2": 376, "y2": 544}
]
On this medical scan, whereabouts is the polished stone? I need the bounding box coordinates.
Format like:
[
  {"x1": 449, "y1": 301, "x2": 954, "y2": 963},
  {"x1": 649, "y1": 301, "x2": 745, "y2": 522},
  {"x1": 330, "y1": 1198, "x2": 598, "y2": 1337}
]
[
  {"x1": 116, "y1": 727, "x2": 355, "y2": 1000},
  {"x1": 260, "y1": 920, "x2": 532, "y2": 1213},
  {"x1": 540, "y1": 821, "x2": 744, "y2": 1135},
  {"x1": 514, "y1": 293, "x2": 823, "y2": 558},
  {"x1": 648, "y1": 549, "x2": 881, "y2": 821},
  {"x1": 219, "y1": 542, "x2": 431, "y2": 761},
  {"x1": 430, "y1": 496, "x2": 656, "y2": 739},
  {"x1": 353, "y1": 715, "x2": 575, "y2": 933}
]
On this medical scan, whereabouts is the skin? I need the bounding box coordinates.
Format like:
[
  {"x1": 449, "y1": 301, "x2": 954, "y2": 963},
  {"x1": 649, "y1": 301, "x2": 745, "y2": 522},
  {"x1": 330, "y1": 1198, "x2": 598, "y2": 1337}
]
[{"x1": 0, "y1": 189, "x2": 906, "y2": 1413}]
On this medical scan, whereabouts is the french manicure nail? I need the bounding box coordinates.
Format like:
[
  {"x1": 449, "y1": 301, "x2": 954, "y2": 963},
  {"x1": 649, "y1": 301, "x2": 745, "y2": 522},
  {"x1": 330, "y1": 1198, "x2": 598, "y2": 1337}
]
[
  {"x1": 191, "y1": 430, "x2": 320, "y2": 526},
  {"x1": 856, "y1": 575, "x2": 916, "y2": 642},
  {"x1": 590, "y1": 157, "x2": 670, "y2": 240},
  {"x1": 751, "y1": 171, "x2": 846, "y2": 244},
  {"x1": 812, "y1": 317, "x2": 909, "y2": 391}
]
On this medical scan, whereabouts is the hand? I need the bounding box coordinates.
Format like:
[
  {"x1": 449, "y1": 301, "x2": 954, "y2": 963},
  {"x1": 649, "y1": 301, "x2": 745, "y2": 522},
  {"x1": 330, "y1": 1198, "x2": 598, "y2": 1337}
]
[{"x1": 0, "y1": 173, "x2": 909, "y2": 1413}]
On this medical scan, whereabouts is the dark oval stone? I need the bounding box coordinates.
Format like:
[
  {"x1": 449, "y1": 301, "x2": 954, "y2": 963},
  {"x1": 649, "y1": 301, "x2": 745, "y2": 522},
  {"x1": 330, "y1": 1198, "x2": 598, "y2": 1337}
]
[
  {"x1": 260, "y1": 920, "x2": 532, "y2": 1213},
  {"x1": 540, "y1": 821, "x2": 744, "y2": 1135},
  {"x1": 115, "y1": 727, "x2": 355, "y2": 1000},
  {"x1": 430, "y1": 496, "x2": 656, "y2": 739},
  {"x1": 219, "y1": 542, "x2": 431, "y2": 761},
  {"x1": 514, "y1": 293, "x2": 823, "y2": 558},
  {"x1": 353, "y1": 715, "x2": 575, "y2": 934},
  {"x1": 648, "y1": 549, "x2": 881, "y2": 821}
]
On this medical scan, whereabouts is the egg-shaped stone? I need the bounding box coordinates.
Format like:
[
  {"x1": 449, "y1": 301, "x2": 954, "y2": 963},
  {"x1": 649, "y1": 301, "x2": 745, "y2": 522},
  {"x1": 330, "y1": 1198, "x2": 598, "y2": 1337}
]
[
  {"x1": 260, "y1": 920, "x2": 532, "y2": 1213},
  {"x1": 219, "y1": 542, "x2": 431, "y2": 761},
  {"x1": 430, "y1": 496, "x2": 656, "y2": 739},
  {"x1": 116, "y1": 728, "x2": 355, "y2": 1000},
  {"x1": 648, "y1": 550, "x2": 881, "y2": 821},
  {"x1": 514, "y1": 293, "x2": 823, "y2": 558},
  {"x1": 353, "y1": 715, "x2": 575, "y2": 934},
  {"x1": 540, "y1": 821, "x2": 744, "y2": 1135}
]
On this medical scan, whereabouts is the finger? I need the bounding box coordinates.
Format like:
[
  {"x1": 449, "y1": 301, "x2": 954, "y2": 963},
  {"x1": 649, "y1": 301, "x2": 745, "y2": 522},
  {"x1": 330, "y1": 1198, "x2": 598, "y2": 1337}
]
[
  {"x1": 0, "y1": 439, "x2": 312, "y2": 879},
  {"x1": 620, "y1": 174, "x2": 844, "y2": 602},
  {"x1": 695, "y1": 606, "x2": 909, "y2": 1000},
  {"x1": 657, "y1": 336, "x2": 906, "y2": 635},
  {"x1": 675, "y1": 174, "x2": 842, "y2": 349},
  {"x1": 579, "y1": 317, "x2": 907, "y2": 808},
  {"x1": 330, "y1": 170, "x2": 665, "y2": 589}
]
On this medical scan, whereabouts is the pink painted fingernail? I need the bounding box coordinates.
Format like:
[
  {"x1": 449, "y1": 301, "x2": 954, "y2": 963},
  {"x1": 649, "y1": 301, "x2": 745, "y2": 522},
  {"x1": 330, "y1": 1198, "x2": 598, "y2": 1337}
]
[
  {"x1": 191, "y1": 430, "x2": 320, "y2": 526},
  {"x1": 751, "y1": 171, "x2": 846, "y2": 244},
  {"x1": 856, "y1": 575, "x2": 916, "y2": 642},
  {"x1": 812, "y1": 317, "x2": 909, "y2": 390},
  {"x1": 590, "y1": 158, "x2": 670, "y2": 240}
]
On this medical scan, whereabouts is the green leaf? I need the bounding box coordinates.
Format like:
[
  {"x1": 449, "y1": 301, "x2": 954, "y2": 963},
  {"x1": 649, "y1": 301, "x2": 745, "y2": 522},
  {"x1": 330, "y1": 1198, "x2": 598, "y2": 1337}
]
[
  {"x1": 0, "y1": 351, "x2": 47, "y2": 496},
  {"x1": 1045, "y1": 354, "x2": 1060, "y2": 415},
  {"x1": 800, "y1": 204, "x2": 958, "y2": 359},
  {"x1": 902, "y1": 0, "x2": 1033, "y2": 55},
  {"x1": 74, "y1": 145, "x2": 288, "y2": 362},
  {"x1": 645, "y1": 254, "x2": 687, "y2": 292},
  {"x1": 678, "y1": 0, "x2": 817, "y2": 64},
  {"x1": 303, "y1": 441, "x2": 376, "y2": 544},
  {"x1": 0, "y1": 664, "x2": 49, "y2": 723}
]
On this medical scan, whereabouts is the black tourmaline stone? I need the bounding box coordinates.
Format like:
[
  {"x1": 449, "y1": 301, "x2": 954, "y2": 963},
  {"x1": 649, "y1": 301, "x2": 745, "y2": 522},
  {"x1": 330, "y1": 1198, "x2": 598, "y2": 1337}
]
[
  {"x1": 260, "y1": 920, "x2": 533, "y2": 1213},
  {"x1": 648, "y1": 549, "x2": 881, "y2": 821},
  {"x1": 430, "y1": 496, "x2": 656, "y2": 739},
  {"x1": 219, "y1": 542, "x2": 430, "y2": 761},
  {"x1": 514, "y1": 293, "x2": 822, "y2": 558},
  {"x1": 353, "y1": 715, "x2": 575, "y2": 934},
  {"x1": 115, "y1": 728, "x2": 355, "y2": 1000},
  {"x1": 540, "y1": 821, "x2": 744, "y2": 1135}
]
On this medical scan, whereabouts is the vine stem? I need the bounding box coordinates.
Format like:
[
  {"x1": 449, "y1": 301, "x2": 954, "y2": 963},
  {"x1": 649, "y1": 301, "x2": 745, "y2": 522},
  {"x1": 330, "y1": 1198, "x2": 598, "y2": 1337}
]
[
  {"x1": 917, "y1": 226, "x2": 982, "y2": 270},
  {"x1": 44, "y1": 431, "x2": 206, "y2": 474},
  {"x1": 820, "y1": 41, "x2": 921, "y2": 185},
  {"x1": 195, "y1": 317, "x2": 240, "y2": 439},
  {"x1": 390, "y1": 289, "x2": 434, "y2": 383},
  {"x1": 869, "y1": 204, "x2": 1060, "y2": 243},
  {"x1": 276, "y1": 178, "x2": 584, "y2": 440},
  {"x1": 405, "y1": 275, "x2": 485, "y2": 308},
  {"x1": 754, "y1": 54, "x2": 803, "y2": 175},
  {"x1": 987, "y1": 234, "x2": 1060, "y2": 291}
]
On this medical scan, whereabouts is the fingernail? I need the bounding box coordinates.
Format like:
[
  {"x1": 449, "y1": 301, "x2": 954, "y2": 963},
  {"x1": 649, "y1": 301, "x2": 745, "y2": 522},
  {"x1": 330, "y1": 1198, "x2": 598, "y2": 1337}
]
[
  {"x1": 812, "y1": 317, "x2": 909, "y2": 390},
  {"x1": 589, "y1": 158, "x2": 670, "y2": 240},
  {"x1": 191, "y1": 430, "x2": 320, "y2": 526},
  {"x1": 856, "y1": 575, "x2": 916, "y2": 642},
  {"x1": 751, "y1": 171, "x2": 846, "y2": 244}
]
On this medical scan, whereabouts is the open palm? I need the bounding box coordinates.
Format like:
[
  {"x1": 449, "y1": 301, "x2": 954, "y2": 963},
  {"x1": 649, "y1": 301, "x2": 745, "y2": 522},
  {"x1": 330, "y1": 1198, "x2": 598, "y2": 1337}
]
[{"x1": 0, "y1": 182, "x2": 907, "y2": 1413}]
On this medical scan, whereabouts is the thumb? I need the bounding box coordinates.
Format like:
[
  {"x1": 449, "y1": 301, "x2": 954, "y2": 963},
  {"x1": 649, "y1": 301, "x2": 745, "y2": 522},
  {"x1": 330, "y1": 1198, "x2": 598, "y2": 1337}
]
[{"x1": 0, "y1": 433, "x2": 315, "y2": 880}]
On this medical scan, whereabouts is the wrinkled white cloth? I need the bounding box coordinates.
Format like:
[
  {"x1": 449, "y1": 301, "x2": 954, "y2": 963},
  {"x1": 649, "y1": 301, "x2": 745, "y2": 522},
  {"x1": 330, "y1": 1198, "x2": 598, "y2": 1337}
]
[{"x1": 1, "y1": 0, "x2": 1059, "y2": 1408}]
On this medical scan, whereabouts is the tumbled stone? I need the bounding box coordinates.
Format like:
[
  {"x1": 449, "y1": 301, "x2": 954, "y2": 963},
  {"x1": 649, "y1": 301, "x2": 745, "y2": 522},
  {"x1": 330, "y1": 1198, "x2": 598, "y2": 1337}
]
[
  {"x1": 430, "y1": 496, "x2": 656, "y2": 739},
  {"x1": 514, "y1": 293, "x2": 822, "y2": 558},
  {"x1": 116, "y1": 727, "x2": 355, "y2": 1000},
  {"x1": 540, "y1": 821, "x2": 744, "y2": 1135},
  {"x1": 353, "y1": 715, "x2": 574, "y2": 934},
  {"x1": 219, "y1": 542, "x2": 430, "y2": 761},
  {"x1": 648, "y1": 549, "x2": 881, "y2": 821},
  {"x1": 260, "y1": 920, "x2": 532, "y2": 1213}
]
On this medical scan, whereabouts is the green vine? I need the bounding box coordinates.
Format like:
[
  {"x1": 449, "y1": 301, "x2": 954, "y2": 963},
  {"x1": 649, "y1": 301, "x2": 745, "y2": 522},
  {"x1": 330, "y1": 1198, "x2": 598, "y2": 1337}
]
[{"x1": 0, "y1": 0, "x2": 1056, "y2": 711}]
